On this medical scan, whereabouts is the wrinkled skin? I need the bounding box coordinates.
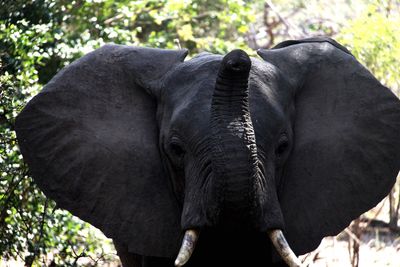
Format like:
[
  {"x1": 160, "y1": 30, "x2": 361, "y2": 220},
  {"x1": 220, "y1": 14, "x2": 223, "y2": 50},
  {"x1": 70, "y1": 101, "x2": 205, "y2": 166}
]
[
  {"x1": 15, "y1": 38, "x2": 400, "y2": 267},
  {"x1": 160, "y1": 51, "x2": 288, "y2": 229},
  {"x1": 144, "y1": 51, "x2": 292, "y2": 266}
]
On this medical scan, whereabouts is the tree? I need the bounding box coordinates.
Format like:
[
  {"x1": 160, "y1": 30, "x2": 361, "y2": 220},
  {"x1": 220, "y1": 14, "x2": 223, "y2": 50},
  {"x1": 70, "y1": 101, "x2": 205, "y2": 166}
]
[
  {"x1": 2, "y1": 0, "x2": 400, "y2": 265},
  {"x1": 246, "y1": 0, "x2": 370, "y2": 49},
  {"x1": 1, "y1": 0, "x2": 117, "y2": 265},
  {"x1": 338, "y1": 2, "x2": 400, "y2": 93}
]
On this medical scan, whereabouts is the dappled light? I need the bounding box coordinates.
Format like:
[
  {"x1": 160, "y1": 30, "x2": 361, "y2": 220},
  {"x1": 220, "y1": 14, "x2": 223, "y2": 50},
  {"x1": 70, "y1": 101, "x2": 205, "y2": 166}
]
[{"x1": 1, "y1": 1, "x2": 399, "y2": 266}]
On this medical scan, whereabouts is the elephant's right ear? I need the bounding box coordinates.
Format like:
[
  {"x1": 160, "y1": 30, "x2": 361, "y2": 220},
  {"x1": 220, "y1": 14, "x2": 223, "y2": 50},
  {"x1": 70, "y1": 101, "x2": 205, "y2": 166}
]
[{"x1": 15, "y1": 44, "x2": 188, "y2": 257}]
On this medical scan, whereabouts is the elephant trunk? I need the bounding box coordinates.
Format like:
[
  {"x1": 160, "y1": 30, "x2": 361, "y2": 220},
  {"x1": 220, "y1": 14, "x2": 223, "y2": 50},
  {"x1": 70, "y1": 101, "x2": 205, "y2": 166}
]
[
  {"x1": 210, "y1": 49, "x2": 259, "y2": 218},
  {"x1": 175, "y1": 50, "x2": 303, "y2": 267},
  {"x1": 175, "y1": 50, "x2": 304, "y2": 267}
]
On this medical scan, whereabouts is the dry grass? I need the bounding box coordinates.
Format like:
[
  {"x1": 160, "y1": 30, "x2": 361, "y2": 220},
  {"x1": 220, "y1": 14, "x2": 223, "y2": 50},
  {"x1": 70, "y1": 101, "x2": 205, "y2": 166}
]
[{"x1": 300, "y1": 227, "x2": 400, "y2": 266}]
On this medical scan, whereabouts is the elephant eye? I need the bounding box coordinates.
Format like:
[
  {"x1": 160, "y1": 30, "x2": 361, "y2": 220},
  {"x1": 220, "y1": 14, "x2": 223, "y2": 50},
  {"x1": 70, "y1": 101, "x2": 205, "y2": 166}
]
[
  {"x1": 169, "y1": 142, "x2": 185, "y2": 169},
  {"x1": 170, "y1": 142, "x2": 185, "y2": 158},
  {"x1": 167, "y1": 135, "x2": 186, "y2": 168},
  {"x1": 276, "y1": 135, "x2": 289, "y2": 158}
]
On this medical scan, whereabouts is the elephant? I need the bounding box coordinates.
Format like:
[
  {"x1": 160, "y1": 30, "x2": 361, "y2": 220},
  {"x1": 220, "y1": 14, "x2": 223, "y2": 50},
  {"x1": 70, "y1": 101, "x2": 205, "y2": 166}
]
[{"x1": 15, "y1": 37, "x2": 400, "y2": 267}]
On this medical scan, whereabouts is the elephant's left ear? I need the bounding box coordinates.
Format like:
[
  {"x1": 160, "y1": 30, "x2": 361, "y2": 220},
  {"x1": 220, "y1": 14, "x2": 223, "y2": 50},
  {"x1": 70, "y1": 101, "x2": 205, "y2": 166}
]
[
  {"x1": 15, "y1": 44, "x2": 188, "y2": 257},
  {"x1": 258, "y1": 38, "x2": 400, "y2": 255}
]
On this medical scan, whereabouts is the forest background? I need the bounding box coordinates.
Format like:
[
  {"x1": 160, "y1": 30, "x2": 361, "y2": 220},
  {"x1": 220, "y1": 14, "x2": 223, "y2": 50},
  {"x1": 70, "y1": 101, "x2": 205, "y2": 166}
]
[{"x1": 1, "y1": 0, "x2": 399, "y2": 266}]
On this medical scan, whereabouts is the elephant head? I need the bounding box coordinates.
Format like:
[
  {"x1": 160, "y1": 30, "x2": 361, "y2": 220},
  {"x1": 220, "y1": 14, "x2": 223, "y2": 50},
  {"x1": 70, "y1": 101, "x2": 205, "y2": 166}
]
[{"x1": 15, "y1": 38, "x2": 400, "y2": 266}]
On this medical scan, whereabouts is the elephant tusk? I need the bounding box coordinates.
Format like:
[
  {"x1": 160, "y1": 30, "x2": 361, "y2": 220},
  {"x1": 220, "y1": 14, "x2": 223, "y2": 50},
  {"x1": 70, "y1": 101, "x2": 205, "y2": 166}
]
[
  {"x1": 174, "y1": 229, "x2": 200, "y2": 267},
  {"x1": 268, "y1": 229, "x2": 304, "y2": 267}
]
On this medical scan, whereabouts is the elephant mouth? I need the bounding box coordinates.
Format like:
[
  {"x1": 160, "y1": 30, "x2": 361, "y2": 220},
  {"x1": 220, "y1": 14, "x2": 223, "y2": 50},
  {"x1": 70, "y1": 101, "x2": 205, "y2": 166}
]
[{"x1": 174, "y1": 228, "x2": 303, "y2": 267}]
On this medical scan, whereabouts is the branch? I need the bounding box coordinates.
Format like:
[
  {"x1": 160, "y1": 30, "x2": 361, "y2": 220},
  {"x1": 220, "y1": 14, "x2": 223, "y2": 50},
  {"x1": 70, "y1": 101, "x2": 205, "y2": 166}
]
[
  {"x1": 27, "y1": 199, "x2": 49, "y2": 267},
  {"x1": 265, "y1": 0, "x2": 303, "y2": 38},
  {"x1": 344, "y1": 228, "x2": 361, "y2": 244},
  {"x1": 16, "y1": 205, "x2": 31, "y2": 232},
  {"x1": 104, "y1": 14, "x2": 124, "y2": 25},
  {"x1": 396, "y1": 199, "x2": 400, "y2": 223},
  {"x1": 0, "y1": 176, "x2": 23, "y2": 232}
]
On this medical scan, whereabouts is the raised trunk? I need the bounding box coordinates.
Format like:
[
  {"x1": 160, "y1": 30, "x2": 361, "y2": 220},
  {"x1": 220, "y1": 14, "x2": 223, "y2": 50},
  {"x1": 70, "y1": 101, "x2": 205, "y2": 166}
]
[{"x1": 210, "y1": 50, "x2": 260, "y2": 220}]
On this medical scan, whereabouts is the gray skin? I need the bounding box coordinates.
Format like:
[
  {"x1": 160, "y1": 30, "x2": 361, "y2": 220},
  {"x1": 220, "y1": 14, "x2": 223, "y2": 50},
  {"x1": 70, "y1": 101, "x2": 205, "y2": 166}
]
[{"x1": 15, "y1": 37, "x2": 400, "y2": 267}]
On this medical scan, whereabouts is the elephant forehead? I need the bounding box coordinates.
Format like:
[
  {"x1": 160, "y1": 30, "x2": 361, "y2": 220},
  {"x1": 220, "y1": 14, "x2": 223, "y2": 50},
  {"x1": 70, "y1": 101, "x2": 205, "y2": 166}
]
[
  {"x1": 166, "y1": 57, "x2": 276, "y2": 103},
  {"x1": 168, "y1": 55, "x2": 221, "y2": 84},
  {"x1": 164, "y1": 65, "x2": 286, "y2": 144}
]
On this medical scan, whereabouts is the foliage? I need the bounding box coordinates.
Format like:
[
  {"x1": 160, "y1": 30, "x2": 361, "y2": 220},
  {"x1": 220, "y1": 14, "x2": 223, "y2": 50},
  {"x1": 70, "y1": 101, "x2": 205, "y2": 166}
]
[
  {"x1": 247, "y1": 0, "x2": 369, "y2": 49},
  {"x1": 0, "y1": 1, "x2": 116, "y2": 265},
  {"x1": 1, "y1": 0, "x2": 400, "y2": 266},
  {"x1": 338, "y1": 2, "x2": 400, "y2": 93}
]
